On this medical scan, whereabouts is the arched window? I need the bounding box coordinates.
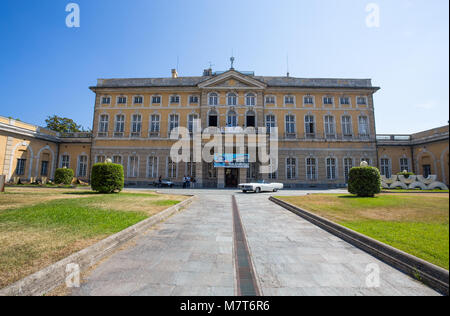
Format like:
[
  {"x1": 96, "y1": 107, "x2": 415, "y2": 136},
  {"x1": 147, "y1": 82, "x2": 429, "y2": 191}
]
[
  {"x1": 246, "y1": 93, "x2": 256, "y2": 106},
  {"x1": 209, "y1": 93, "x2": 218, "y2": 106},
  {"x1": 227, "y1": 110, "x2": 237, "y2": 127},
  {"x1": 227, "y1": 93, "x2": 237, "y2": 106}
]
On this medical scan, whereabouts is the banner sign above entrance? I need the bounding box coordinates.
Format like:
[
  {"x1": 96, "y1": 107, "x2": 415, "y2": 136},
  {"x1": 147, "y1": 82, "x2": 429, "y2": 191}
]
[{"x1": 214, "y1": 154, "x2": 249, "y2": 168}]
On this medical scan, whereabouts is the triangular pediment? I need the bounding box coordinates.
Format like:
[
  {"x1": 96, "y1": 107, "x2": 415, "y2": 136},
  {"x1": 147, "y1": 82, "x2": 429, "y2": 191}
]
[{"x1": 198, "y1": 70, "x2": 266, "y2": 90}]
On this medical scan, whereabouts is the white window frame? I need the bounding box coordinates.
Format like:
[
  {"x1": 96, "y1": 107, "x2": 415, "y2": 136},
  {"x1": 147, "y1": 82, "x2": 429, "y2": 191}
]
[
  {"x1": 101, "y1": 96, "x2": 111, "y2": 105},
  {"x1": 323, "y1": 96, "x2": 334, "y2": 106},
  {"x1": 227, "y1": 110, "x2": 238, "y2": 127},
  {"x1": 284, "y1": 95, "x2": 295, "y2": 106},
  {"x1": 339, "y1": 96, "x2": 351, "y2": 106},
  {"x1": 341, "y1": 115, "x2": 353, "y2": 137},
  {"x1": 306, "y1": 157, "x2": 318, "y2": 181},
  {"x1": 60, "y1": 155, "x2": 70, "y2": 168},
  {"x1": 147, "y1": 156, "x2": 159, "y2": 178},
  {"x1": 324, "y1": 115, "x2": 336, "y2": 137},
  {"x1": 227, "y1": 92, "x2": 237, "y2": 106},
  {"x1": 151, "y1": 95, "x2": 162, "y2": 105},
  {"x1": 326, "y1": 157, "x2": 337, "y2": 180},
  {"x1": 131, "y1": 114, "x2": 142, "y2": 137},
  {"x1": 208, "y1": 92, "x2": 219, "y2": 106},
  {"x1": 357, "y1": 96, "x2": 368, "y2": 106},
  {"x1": 380, "y1": 157, "x2": 391, "y2": 178},
  {"x1": 166, "y1": 157, "x2": 177, "y2": 178},
  {"x1": 358, "y1": 115, "x2": 370, "y2": 137},
  {"x1": 303, "y1": 95, "x2": 315, "y2": 106},
  {"x1": 77, "y1": 155, "x2": 88, "y2": 178},
  {"x1": 114, "y1": 114, "x2": 125, "y2": 136},
  {"x1": 343, "y1": 157, "x2": 354, "y2": 183},
  {"x1": 400, "y1": 157, "x2": 410, "y2": 172},
  {"x1": 265, "y1": 95, "x2": 276, "y2": 106},
  {"x1": 98, "y1": 114, "x2": 109, "y2": 135},
  {"x1": 116, "y1": 96, "x2": 127, "y2": 105},
  {"x1": 265, "y1": 114, "x2": 276, "y2": 133},
  {"x1": 188, "y1": 113, "x2": 199, "y2": 133},
  {"x1": 168, "y1": 113, "x2": 180, "y2": 135},
  {"x1": 112, "y1": 155, "x2": 123, "y2": 165},
  {"x1": 149, "y1": 114, "x2": 160, "y2": 136},
  {"x1": 286, "y1": 157, "x2": 297, "y2": 180},
  {"x1": 128, "y1": 156, "x2": 139, "y2": 178},
  {"x1": 170, "y1": 95, "x2": 180, "y2": 105},
  {"x1": 305, "y1": 115, "x2": 315, "y2": 136},
  {"x1": 245, "y1": 93, "x2": 256, "y2": 106},
  {"x1": 285, "y1": 114, "x2": 296, "y2": 136},
  {"x1": 189, "y1": 95, "x2": 199, "y2": 105}
]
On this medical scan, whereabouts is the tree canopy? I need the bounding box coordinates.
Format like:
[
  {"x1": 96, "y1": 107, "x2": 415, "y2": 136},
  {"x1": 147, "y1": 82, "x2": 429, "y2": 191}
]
[{"x1": 45, "y1": 115, "x2": 87, "y2": 133}]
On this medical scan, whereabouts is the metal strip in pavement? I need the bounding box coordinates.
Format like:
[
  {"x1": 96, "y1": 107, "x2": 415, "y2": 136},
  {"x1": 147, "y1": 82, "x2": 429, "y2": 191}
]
[{"x1": 231, "y1": 195, "x2": 261, "y2": 296}]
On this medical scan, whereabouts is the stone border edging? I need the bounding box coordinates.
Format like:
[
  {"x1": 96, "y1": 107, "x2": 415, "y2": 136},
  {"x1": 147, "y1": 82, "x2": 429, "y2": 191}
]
[
  {"x1": 0, "y1": 195, "x2": 196, "y2": 296},
  {"x1": 269, "y1": 196, "x2": 449, "y2": 296}
]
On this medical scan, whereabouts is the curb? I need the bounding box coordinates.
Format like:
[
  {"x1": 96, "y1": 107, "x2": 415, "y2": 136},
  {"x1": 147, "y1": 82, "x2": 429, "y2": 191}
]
[
  {"x1": 269, "y1": 196, "x2": 449, "y2": 296},
  {"x1": 0, "y1": 195, "x2": 196, "y2": 296}
]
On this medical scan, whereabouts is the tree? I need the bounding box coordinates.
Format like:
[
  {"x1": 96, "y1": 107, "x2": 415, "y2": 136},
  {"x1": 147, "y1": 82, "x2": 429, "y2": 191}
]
[{"x1": 45, "y1": 115, "x2": 84, "y2": 133}]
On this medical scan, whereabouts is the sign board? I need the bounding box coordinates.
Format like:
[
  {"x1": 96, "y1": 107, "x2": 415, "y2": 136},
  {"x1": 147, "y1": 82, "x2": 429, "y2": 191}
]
[{"x1": 214, "y1": 154, "x2": 249, "y2": 168}]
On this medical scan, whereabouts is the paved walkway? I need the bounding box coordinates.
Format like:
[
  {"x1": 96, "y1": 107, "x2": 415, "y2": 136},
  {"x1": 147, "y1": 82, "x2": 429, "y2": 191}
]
[{"x1": 71, "y1": 189, "x2": 439, "y2": 296}]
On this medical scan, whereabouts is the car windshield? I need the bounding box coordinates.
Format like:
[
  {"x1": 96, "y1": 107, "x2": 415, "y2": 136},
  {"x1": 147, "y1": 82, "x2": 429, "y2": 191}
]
[{"x1": 257, "y1": 180, "x2": 266, "y2": 184}]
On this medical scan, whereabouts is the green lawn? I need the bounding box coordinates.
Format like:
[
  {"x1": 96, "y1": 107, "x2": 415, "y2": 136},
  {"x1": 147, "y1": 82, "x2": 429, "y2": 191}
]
[
  {"x1": 0, "y1": 187, "x2": 186, "y2": 288},
  {"x1": 278, "y1": 194, "x2": 449, "y2": 270}
]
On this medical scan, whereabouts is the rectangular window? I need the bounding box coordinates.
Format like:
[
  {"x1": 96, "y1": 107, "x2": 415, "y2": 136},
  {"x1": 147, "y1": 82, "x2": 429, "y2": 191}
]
[
  {"x1": 357, "y1": 97, "x2": 367, "y2": 105},
  {"x1": 266, "y1": 115, "x2": 276, "y2": 133},
  {"x1": 285, "y1": 96, "x2": 295, "y2": 105},
  {"x1": 323, "y1": 96, "x2": 333, "y2": 105},
  {"x1": 246, "y1": 163, "x2": 257, "y2": 179},
  {"x1": 324, "y1": 115, "x2": 335, "y2": 137},
  {"x1": 115, "y1": 115, "x2": 125, "y2": 136},
  {"x1": 208, "y1": 162, "x2": 217, "y2": 178},
  {"x1": 16, "y1": 159, "x2": 26, "y2": 176},
  {"x1": 285, "y1": 115, "x2": 296, "y2": 136},
  {"x1": 148, "y1": 156, "x2": 158, "y2": 178},
  {"x1": 113, "y1": 155, "x2": 122, "y2": 165},
  {"x1": 305, "y1": 115, "x2": 315, "y2": 136},
  {"x1": 326, "y1": 158, "x2": 337, "y2": 180},
  {"x1": 340, "y1": 97, "x2": 350, "y2": 105},
  {"x1": 169, "y1": 114, "x2": 179, "y2": 134},
  {"x1": 359, "y1": 116, "x2": 369, "y2": 137},
  {"x1": 286, "y1": 158, "x2": 296, "y2": 179},
  {"x1": 117, "y1": 96, "x2": 127, "y2": 104},
  {"x1": 61, "y1": 155, "x2": 70, "y2": 168},
  {"x1": 306, "y1": 158, "x2": 317, "y2": 181},
  {"x1": 167, "y1": 157, "x2": 177, "y2": 178},
  {"x1": 342, "y1": 116, "x2": 353, "y2": 136},
  {"x1": 265, "y1": 96, "x2": 275, "y2": 104},
  {"x1": 131, "y1": 114, "x2": 142, "y2": 137},
  {"x1": 101, "y1": 97, "x2": 111, "y2": 105},
  {"x1": 186, "y1": 161, "x2": 196, "y2": 178},
  {"x1": 150, "y1": 115, "x2": 160, "y2": 135},
  {"x1": 170, "y1": 95, "x2": 180, "y2": 104},
  {"x1": 78, "y1": 156, "x2": 87, "y2": 177},
  {"x1": 128, "y1": 156, "x2": 139, "y2": 178},
  {"x1": 96, "y1": 155, "x2": 106, "y2": 163},
  {"x1": 189, "y1": 96, "x2": 199, "y2": 104},
  {"x1": 380, "y1": 158, "x2": 391, "y2": 178},
  {"x1": 304, "y1": 96, "x2": 314, "y2": 105},
  {"x1": 400, "y1": 158, "x2": 409, "y2": 172},
  {"x1": 188, "y1": 114, "x2": 198, "y2": 133},
  {"x1": 152, "y1": 96, "x2": 161, "y2": 104},
  {"x1": 344, "y1": 158, "x2": 353, "y2": 183},
  {"x1": 134, "y1": 96, "x2": 143, "y2": 104},
  {"x1": 99, "y1": 115, "x2": 109, "y2": 135}
]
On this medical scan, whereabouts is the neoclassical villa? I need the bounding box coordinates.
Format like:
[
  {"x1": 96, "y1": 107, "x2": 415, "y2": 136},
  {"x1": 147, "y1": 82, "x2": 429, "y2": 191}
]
[{"x1": 0, "y1": 67, "x2": 448, "y2": 188}]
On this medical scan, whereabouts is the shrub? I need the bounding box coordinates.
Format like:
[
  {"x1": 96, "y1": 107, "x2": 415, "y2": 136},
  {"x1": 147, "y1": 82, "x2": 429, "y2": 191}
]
[
  {"x1": 397, "y1": 171, "x2": 415, "y2": 178},
  {"x1": 348, "y1": 166, "x2": 381, "y2": 197},
  {"x1": 54, "y1": 168, "x2": 74, "y2": 185},
  {"x1": 91, "y1": 162, "x2": 124, "y2": 193}
]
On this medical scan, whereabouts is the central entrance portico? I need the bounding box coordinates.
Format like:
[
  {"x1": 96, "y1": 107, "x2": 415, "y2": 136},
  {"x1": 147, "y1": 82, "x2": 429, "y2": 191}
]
[{"x1": 225, "y1": 168, "x2": 239, "y2": 188}]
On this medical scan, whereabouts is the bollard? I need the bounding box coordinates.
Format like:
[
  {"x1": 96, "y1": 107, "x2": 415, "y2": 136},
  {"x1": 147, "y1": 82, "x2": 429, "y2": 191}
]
[{"x1": 0, "y1": 175, "x2": 5, "y2": 193}]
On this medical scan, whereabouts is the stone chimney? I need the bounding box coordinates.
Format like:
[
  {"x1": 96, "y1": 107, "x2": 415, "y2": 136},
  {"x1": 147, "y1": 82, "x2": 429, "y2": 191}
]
[
  {"x1": 171, "y1": 69, "x2": 178, "y2": 78},
  {"x1": 203, "y1": 68, "x2": 213, "y2": 76}
]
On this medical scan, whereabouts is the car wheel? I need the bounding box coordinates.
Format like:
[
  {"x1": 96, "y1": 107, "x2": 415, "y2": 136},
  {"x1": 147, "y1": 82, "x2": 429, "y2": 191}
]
[
  {"x1": 273, "y1": 189, "x2": 278, "y2": 192},
  {"x1": 255, "y1": 187, "x2": 261, "y2": 193},
  {"x1": 242, "y1": 190, "x2": 247, "y2": 193}
]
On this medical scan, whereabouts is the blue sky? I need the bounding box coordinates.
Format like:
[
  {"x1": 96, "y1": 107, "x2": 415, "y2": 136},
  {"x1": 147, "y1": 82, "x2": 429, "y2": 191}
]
[{"x1": 0, "y1": 0, "x2": 448, "y2": 134}]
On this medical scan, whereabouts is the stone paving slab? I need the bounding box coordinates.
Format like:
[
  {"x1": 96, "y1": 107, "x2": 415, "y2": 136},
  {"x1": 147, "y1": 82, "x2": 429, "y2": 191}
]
[
  {"x1": 71, "y1": 188, "x2": 441, "y2": 296},
  {"x1": 234, "y1": 193, "x2": 440, "y2": 296}
]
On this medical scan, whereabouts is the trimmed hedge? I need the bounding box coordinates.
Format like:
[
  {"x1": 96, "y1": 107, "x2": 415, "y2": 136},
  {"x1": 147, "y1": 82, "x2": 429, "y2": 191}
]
[
  {"x1": 91, "y1": 162, "x2": 124, "y2": 193},
  {"x1": 397, "y1": 171, "x2": 415, "y2": 177},
  {"x1": 348, "y1": 166, "x2": 381, "y2": 197},
  {"x1": 54, "y1": 168, "x2": 74, "y2": 185}
]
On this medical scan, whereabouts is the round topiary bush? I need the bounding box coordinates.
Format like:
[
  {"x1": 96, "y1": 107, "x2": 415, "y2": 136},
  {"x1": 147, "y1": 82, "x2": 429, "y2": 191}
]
[
  {"x1": 348, "y1": 166, "x2": 381, "y2": 197},
  {"x1": 54, "y1": 168, "x2": 74, "y2": 185},
  {"x1": 91, "y1": 162, "x2": 124, "y2": 193}
]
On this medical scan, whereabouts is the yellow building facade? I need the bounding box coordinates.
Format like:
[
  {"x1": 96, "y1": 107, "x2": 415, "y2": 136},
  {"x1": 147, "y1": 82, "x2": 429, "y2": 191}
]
[{"x1": 1, "y1": 68, "x2": 448, "y2": 187}]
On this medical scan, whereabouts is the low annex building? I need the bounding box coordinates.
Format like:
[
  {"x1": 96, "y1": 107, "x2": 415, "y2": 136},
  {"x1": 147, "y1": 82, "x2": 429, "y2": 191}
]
[{"x1": 0, "y1": 67, "x2": 448, "y2": 188}]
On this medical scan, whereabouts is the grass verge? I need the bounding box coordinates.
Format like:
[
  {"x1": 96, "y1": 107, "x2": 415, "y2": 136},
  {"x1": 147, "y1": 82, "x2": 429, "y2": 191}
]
[
  {"x1": 0, "y1": 187, "x2": 186, "y2": 288},
  {"x1": 278, "y1": 193, "x2": 449, "y2": 270}
]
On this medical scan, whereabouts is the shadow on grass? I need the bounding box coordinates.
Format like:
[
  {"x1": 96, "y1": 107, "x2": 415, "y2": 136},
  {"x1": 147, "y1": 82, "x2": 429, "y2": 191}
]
[{"x1": 337, "y1": 195, "x2": 379, "y2": 199}]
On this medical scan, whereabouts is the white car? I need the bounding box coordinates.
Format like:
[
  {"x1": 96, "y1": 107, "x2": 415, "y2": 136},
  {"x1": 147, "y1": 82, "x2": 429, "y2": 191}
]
[{"x1": 239, "y1": 180, "x2": 284, "y2": 193}]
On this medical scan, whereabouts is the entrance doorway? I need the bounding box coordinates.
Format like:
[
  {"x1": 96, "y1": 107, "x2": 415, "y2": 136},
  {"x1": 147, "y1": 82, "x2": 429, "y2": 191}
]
[{"x1": 225, "y1": 168, "x2": 239, "y2": 188}]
